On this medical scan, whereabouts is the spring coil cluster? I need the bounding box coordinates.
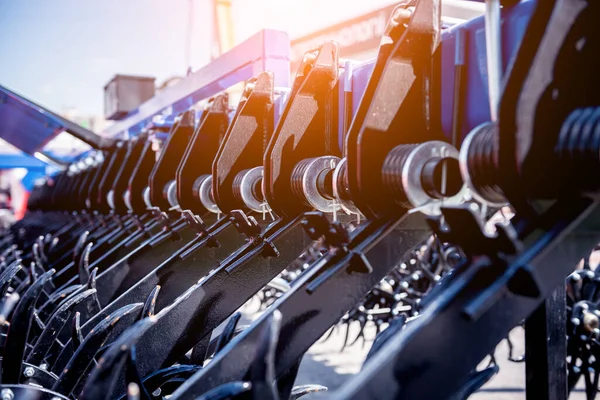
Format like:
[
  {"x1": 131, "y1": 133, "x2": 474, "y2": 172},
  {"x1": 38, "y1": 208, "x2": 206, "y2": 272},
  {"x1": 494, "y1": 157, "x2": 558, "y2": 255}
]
[
  {"x1": 381, "y1": 144, "x2": 418, "y2": 206},
  {"x1": 290, "y1": 158, "x2": 325, "y2": 206},
  {"x1": 290, "y1": 158, "x2": 313, "y2": 206},
  {"x1": 231, "y1": 169, "x2": 248, "y2": 207},
  {"x1": 231, "y1": 169, "x2": 263, "y2": 209},
  {"x1": 464, "y1": 123, "x2": 505, "y2": 204},
  {"x1": 192, "y1": 174, "x2": 210, "y2": 203},
  {"x1": 557, "y1": 107, "x2": 600, "y2": 192}
]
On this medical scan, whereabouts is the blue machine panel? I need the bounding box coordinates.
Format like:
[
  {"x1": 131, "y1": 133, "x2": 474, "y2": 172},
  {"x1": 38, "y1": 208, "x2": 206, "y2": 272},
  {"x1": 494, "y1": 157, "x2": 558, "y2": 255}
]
[
  {"x1": 0, "y1": 87, "x2": 64, "y2": 155},
  {"x1": 346, "y1": 0, "x2": 534, "y2": 145},
  {"x1": 439, "y1": 0, "x2": 534, "y2": 139},
  {"x1": 0, "y1": 85, "x2": 102, "y2": 156}
]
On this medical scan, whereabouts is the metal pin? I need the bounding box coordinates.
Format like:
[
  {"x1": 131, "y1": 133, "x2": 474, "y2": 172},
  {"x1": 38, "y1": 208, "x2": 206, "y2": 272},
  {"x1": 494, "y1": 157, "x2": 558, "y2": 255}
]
[{"x1": 484, "y1": 0, "x2": 502, "y2": 121}]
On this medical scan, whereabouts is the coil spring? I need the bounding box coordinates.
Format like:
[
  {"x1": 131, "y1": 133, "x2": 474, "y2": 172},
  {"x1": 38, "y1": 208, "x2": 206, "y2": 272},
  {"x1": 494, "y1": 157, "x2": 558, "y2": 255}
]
[
  {"x1": 192, "y1": 175, "x2": 209, "y2": 202},
  {"x1": 465, "y1": 124, "x2": 504, "y2": 204},
  {"x1": 290, "y1": 158, "x2": 316, "y2": 207},
  {"x1": 335, "y1": 161, "x2": 352, "y2": 203},
  {"x1": 232, "y1": 169, "x2": 248, "y2": 208},
  {"x1": 381, "y1": 144, "x2": 418, "y2": 206},
  {"x1": 556, "y1": 107, "x2": 600, "y2": 192}
]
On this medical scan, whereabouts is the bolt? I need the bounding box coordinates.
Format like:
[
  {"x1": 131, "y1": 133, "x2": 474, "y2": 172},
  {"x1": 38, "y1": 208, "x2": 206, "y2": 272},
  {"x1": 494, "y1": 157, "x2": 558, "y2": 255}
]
[
  {"x1": 40, "y1": 363, "x2": 48, "y2": 370},
  {"x1": 583, "y1": 312, "x2": 600, "y2": 333},
  {"x1": 24, "y1": 366, "x2": 35, "y2": 378},
  {"x1": 572, "y1": 317, "x2": 581, "y2": 326},
  {"x1": 587, "y1": 270, "x2": 595, "y2": 278},
  {"x1": 1, "y1": 389, "x2": 14, "y2": 400},
  {"x1": 391, "y1": 7, "x2": 413, "y2": 25}
]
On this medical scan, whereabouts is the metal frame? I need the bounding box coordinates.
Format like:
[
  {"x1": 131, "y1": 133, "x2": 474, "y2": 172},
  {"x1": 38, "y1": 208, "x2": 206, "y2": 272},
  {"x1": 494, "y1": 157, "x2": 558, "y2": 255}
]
[
  {"x1": 0, "y1": 85, "x2": 113, "y2": 156},
  {"x1": 102, "y1": 29, "x2": 291, "y2": 139}
]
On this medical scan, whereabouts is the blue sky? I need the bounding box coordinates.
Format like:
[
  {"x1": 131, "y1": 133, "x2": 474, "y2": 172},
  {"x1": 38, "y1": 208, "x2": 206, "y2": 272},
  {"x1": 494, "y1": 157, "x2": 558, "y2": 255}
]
[{"x1": 0, "y1": 0, "x2": 212, "y2": 116}]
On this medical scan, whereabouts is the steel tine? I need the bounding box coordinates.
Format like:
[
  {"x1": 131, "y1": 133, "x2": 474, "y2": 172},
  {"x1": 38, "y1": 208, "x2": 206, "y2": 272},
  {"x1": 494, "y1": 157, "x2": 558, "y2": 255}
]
[
  {"x1": 140, "y1": 364, "x2": 203, "y2": 398},
  {"x1": 73, "y1": 231, "x2": 90, "y2": 264},
  {"x1": 78, "y1": 242, "x2": 94, "y2": 285},
  {"x1": 78, "y1": 315, "x2": 156, "y2": 400},
  {"x1": 38, "y1": 284, "x2": 81, "y2": 320},
  {"x1": 86, "y1": 266, "x2": 98, "y2": 290},
  {"x1": 140, "y1": 285, "x2": 160, "y2": 320},
  {"x1": 0, "y1": 292, "x2": 20, "y2": 325},
  {"x1": 32, "y1": 242, "x2": 45, "y2": 272},
  {"x1": 125, "y1": 345, "x2": 152, "y2": 400},
  {"x1": 213, "y1": 312, "x2": 242, "y2": 356},
  {"x1": 204, "y1": 325, "x2": 249, "y2": 362},
  {"x1": 28, "y1": 261, "x2": 38, "y2": 284},
  {"x1": 319, "y1": 325, "x2": 336, "y2": 343},
  {"x1": 348, "y1": 316, "x2": 368, "y2": 348},
  {"x1": 72, "y1": 311, "x2": 84, "y2": 349},
  {"x1": 248, "y1": 310, "x2": 282, "y2": 400},
  {"x1": 290, "y1": 385, "x2": 328, "y2": 399},
  {"x1": 0, "y1": 244, "x2": 17, "y2": 261},
  {"x1": 189, "y1": 336, "x2": 211, "y2": 366},
  {"x1": 340, "y1": 321, "x2": 351, "y2": 352},
  {"x1": 193, "y1": 382, "x2": 251, "y2": 400},
  {"x1": 85, "y1": 267, "x2": 102, "y2": 318},
  {"x1": 31, "y1": 310, "x2": 46, "y2": 335},
  {"x1": 0, "y1": 260, "x2": 23, "y2": 299},
  {"x1": 37, "y1": 282, "x2": 100, "y2": 358},
  {"x1": 49, "y1": 236, "x2": 60, "y2": 254},
  {"x1": 27, "y1": 288, "x2": 97, "y2": 365},
  {"x1": 1, "y1": 269, "x2": 55, "y2": 384},
  {"x1": 36, "y1": 235, "x2": 47, "y2": 263},
  {"x1": 52, "y1": 302, "x2": 143, "y2": 396}
]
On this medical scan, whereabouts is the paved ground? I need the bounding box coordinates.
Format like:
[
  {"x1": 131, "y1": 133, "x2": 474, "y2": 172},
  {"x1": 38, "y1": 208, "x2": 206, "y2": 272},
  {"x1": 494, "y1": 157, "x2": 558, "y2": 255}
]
[
  {"x1": 237, "y1": 260, "x2": 595, "y2": 400},
  {"x1": 286, "y1": 323, "x2": 586, "y2": 399},
  {"x1": 234, "y1": 308, "x2": 585, "y2": 400}
]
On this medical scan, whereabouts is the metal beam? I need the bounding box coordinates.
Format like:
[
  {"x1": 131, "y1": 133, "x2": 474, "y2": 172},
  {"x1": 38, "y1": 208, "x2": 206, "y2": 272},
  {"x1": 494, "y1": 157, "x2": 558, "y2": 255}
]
[{"x1": 102, "y1": 29, "x2": 291, "y2": 138}]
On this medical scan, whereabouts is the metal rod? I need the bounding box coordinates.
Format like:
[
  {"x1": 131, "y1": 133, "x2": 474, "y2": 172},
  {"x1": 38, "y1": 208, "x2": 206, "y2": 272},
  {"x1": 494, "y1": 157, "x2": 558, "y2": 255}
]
[{"x1": 484, "y1": 0, "x2": 502, "y2": 121}]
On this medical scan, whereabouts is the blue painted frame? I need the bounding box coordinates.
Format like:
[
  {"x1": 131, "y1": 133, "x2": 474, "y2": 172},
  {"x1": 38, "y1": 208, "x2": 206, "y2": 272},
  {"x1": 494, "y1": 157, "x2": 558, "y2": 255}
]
[
  {"x1": 0, "y1": 85, "x2": 100, "y2": 155},
  {"x1": 345, "y1": 0, "x2": 535, "y2": 145},
  {"x1": 103, "y1": 29, "x2": 291, "y2": 138}
]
